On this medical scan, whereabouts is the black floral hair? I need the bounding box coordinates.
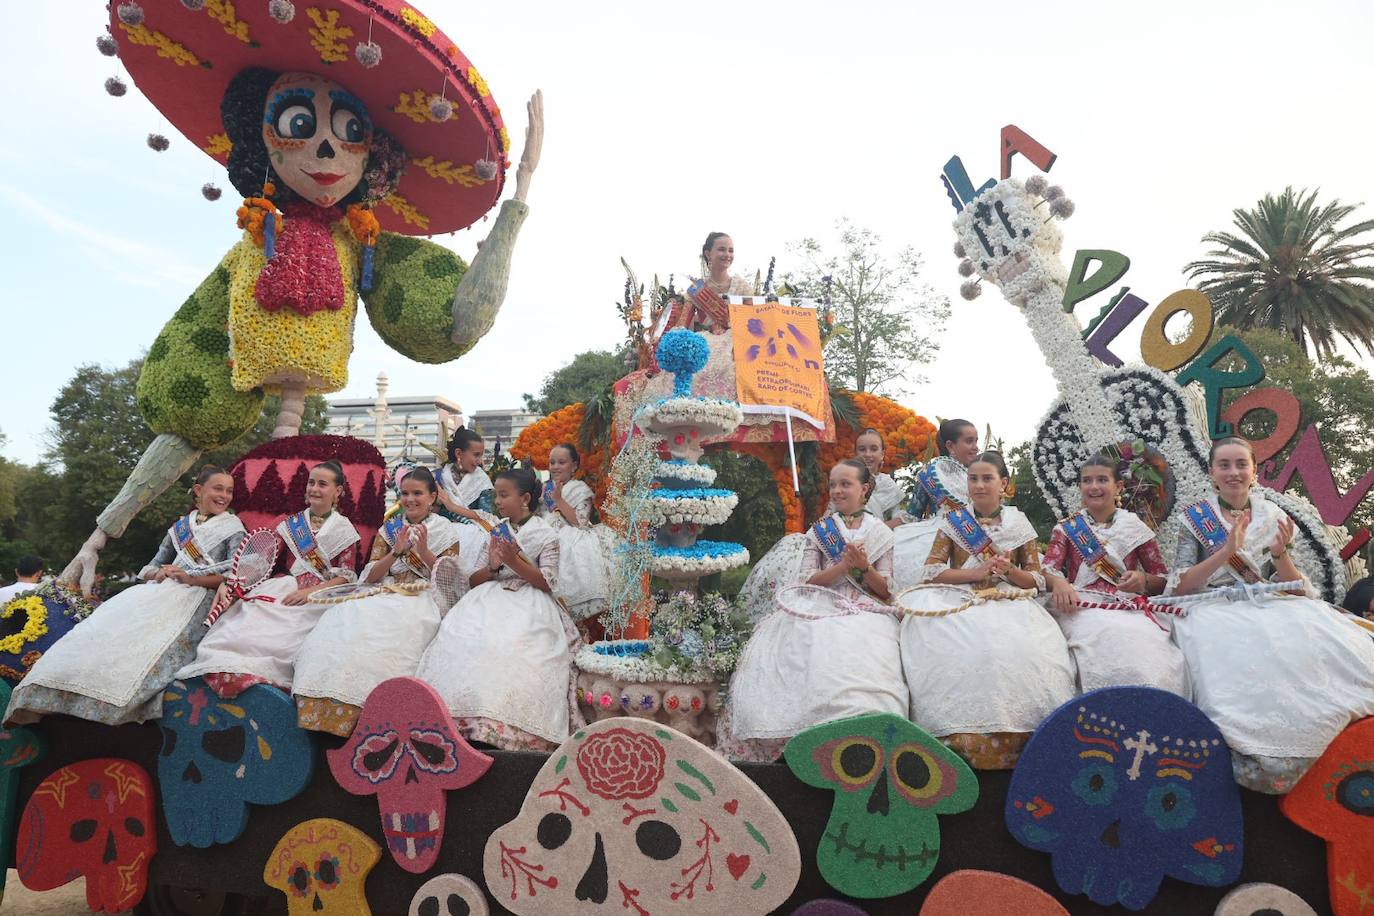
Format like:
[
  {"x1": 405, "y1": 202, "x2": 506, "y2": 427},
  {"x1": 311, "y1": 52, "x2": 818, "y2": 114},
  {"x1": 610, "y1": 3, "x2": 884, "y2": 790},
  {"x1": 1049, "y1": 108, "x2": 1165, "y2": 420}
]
[
  {"x1": 447, "y1": 428, "x2": 485, "y2": 466},
  {"x1": 937, "y1": 418, "x2": 975, "y2": 456},
  {"x1": 312, "y1": 460, "x2": 345, "y2": 487},
  {"x1": 496, "y1": 468, "x2": 541, "y2": 516},
  {"x1": 970, "y1": 450, "x2": 1009, "y2": 479},
  {"x1": 221, "y1": 67, "x2": 406, "y2": 205}
]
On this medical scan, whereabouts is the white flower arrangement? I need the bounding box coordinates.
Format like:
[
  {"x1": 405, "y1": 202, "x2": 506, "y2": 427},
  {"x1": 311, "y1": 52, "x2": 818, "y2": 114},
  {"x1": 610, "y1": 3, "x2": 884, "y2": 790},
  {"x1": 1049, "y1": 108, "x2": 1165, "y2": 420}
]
[
  {"x1": 652, "y1": 543, "x2": 749, "y2": 578},
  {"x1": 639, "y1": 397, "x2": 744, "y2": 441},
  {"x1": 655, "y1": 460, "x2": 717, "y2": 487},
  {"x1": 644, "y1": 490, "x2": 738, "y2": 527},
  {"x1": 574, "y1": 644, "x2": 717, "y2": 685}
]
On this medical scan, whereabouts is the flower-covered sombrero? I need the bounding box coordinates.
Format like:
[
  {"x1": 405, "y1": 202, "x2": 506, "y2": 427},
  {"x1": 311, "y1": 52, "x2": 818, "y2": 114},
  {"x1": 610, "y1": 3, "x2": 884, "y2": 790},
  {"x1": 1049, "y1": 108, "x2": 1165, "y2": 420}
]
[{"x1": 107, "y1": 0, "x2": 506, "y2": 235}]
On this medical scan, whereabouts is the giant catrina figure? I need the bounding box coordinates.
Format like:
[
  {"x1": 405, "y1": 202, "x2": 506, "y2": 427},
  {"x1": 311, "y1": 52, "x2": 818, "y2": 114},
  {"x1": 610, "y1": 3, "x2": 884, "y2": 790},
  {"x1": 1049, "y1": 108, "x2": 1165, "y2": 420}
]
[{"x1": 65, "y1": 0, "x2": 542, "y2": 589}]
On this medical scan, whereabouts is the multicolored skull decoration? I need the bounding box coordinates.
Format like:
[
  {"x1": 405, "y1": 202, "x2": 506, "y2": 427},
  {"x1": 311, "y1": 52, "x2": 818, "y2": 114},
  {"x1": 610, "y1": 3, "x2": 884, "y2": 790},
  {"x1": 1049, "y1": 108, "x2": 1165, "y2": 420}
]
[
  {"x1": 1280, "y1": 717, "x2": 1374, "y2": 916},
  {"x1": 1006, "y1": 687, "x2": 1243, "y2": 911},
  {"x1": 264, "y1": 818, "x2": 381, "y2": 916},
  {"x1": 783, "y1": 712, "x2": 978, "y2": 898},
  {"x1": 408, "y1": 873, "x2": 489, "y2": 916},
  {"x1": 0, "y1": 679, "x2": 44, "y2": 907},
  {"x1": 17, "y1": 758, "x2": 156, "y2": 913},
  {"x1": 484, "y1": 717, "x2": 800, "y2": 914},
  {"x1": 327, "y1": 677, "x2": 492, "y2": 873},
  {"x1": 158, "y1": 677, "x2": 314, "y2": 847}
]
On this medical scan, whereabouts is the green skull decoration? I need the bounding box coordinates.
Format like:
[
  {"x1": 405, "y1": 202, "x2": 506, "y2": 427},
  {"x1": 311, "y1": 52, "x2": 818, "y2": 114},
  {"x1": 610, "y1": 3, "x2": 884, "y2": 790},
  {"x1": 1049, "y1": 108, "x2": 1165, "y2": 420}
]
[{"x1": 783, "y1": 712, "x2": 977, "y2": 898}]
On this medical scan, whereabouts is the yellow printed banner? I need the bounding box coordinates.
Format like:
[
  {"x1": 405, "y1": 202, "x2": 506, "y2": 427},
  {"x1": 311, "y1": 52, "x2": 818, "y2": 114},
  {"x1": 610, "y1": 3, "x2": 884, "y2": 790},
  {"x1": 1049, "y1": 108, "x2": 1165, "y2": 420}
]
[{"x1": 729, "y1": 299, "x2": 827, "y2": 429}]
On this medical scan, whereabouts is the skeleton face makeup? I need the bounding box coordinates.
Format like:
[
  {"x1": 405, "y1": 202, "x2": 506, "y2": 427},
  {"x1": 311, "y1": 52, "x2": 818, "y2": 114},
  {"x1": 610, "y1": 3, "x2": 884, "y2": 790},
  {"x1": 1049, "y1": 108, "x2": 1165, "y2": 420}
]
[{"x1": 262, "y1": 72, "x2": 372, "y2": 207}]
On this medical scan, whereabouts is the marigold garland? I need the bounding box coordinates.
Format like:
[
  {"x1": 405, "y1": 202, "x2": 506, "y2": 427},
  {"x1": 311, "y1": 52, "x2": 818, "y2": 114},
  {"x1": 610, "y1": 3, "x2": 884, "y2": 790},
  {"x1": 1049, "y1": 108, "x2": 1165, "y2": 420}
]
[
  {"x1": 236, "y1": 181, "x2": 283, "y2": 251},
  {"x1": 511, "y1": 402, "x2": 611, "y2": 506},
  {"x1": 0, "y1": 596, "x2": 49, "y2": 656}
]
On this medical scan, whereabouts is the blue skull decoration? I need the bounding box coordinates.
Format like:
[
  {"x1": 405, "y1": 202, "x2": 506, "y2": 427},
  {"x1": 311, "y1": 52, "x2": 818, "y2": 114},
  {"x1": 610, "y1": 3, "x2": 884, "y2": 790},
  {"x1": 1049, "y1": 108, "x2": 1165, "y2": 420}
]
[
  {"x1": 1005, "y1": 687, "x2": 1243, "y2": 911},
  {"x1": 158, "y1": 677, "x2": 315, "y2": 847}
]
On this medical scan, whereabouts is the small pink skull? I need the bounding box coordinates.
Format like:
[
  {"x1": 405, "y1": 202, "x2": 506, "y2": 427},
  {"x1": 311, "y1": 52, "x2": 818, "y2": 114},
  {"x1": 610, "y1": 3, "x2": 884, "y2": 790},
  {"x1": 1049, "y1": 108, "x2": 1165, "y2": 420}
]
[{"x1": 326, "y1": 677, "x2": 492, "y2": 873}]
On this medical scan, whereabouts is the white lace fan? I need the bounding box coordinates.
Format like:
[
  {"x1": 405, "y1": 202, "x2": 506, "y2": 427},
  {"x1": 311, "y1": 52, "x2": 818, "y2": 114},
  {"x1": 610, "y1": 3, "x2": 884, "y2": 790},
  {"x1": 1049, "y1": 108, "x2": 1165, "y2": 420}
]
[
  {"x1": 205, "y1": 528, "x2": 278, "y2": 626},
  {"x1": 430, "y1": 553, "x2": 467, "y2": 613}
]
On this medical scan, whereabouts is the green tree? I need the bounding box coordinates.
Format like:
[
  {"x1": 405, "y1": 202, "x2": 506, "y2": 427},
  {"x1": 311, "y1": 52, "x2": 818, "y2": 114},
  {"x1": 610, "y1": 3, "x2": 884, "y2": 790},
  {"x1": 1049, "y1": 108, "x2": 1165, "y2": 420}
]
[
  {"x1": 522, "y1": 349, "x2": 627, "y2": 415},
  {"x1": 699, "y1": 450, "x2": 784, "y2": 572},
  {"x1": 785, "y1": 219, "x2": 950, "y2": 394},
  {"x1": 1214, "y1": 326, "x2": 1374, "y2": 534},
  {"x1": 1185, "y1": 187, "x2": 1374, "y2": 359},
  {"x1": 1007, "y1": 442, "x2": 1057, "y2": 538}
]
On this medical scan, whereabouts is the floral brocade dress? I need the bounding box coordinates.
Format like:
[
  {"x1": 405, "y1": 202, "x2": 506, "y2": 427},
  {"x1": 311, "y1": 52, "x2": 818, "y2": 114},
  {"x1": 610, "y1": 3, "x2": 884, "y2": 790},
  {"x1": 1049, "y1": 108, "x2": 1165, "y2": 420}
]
[
  {"x1": 892, "y1": 456, "x2": 968, "y2": 594},
  {"x1": 1168, "y1": 494, "x2": 1374, "y2": 793},
  {"x1": 7, "y1": 511, "x2": 246, "y2": 726},
  {"x1": 900, "y1": 505, "x2": 1077, "y2": 770},
  {"x1": 293, "y1": 513, "x2": 462, "y2": 735},
  {"x1": 416, "y1": 515, "x2": 583, "y2": 751},
  {"x1": 176, "y1": 510, "x2": 359, "y2": 698},
  {"x1": 537, "y1": 479, "x2": 615, "y2": 622},
  {"x1": 721, "y1": 513, "x2": 903, "y2": 763},
  {"x1": 1041, "y1": 509, "x2": 1187, "y2": 697}
]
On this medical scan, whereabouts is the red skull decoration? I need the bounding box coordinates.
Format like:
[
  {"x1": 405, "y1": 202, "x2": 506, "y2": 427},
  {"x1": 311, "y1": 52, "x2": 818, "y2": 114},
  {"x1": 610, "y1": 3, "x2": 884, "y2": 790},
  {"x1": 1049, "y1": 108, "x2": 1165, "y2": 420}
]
[
  {"x1": 327, "y1": 677, "x2": 492, "y2": 873},
  {"x1": 17, "y1": 758, "x2": 156, "y2": 912}
]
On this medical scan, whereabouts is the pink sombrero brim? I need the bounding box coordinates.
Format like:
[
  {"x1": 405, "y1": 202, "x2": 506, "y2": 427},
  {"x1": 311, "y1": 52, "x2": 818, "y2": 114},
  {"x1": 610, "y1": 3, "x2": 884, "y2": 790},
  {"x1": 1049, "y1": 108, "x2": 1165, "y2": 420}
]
[{"x1": 110, "y1": 0, "x2": 507, "y2": 235}]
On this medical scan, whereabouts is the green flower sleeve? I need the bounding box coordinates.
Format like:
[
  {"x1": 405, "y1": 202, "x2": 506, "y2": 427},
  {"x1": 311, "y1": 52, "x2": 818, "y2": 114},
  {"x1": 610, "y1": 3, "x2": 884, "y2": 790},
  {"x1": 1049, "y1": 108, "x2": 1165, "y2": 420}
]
[
  {"x1": 361, "y1": 232, "x2": 470, "y2": 364},
  {"x1": 136, "y1": 255, "x2": 264, "y2": 450}
]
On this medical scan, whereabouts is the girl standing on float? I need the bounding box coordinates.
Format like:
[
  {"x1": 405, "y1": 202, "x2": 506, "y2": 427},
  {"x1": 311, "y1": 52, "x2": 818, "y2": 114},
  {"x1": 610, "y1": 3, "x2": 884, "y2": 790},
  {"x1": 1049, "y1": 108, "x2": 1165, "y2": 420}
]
[
  {"x1": 721, "y1": 459, "x2": 904, "y2": 762},
  {"x1": 293, "y1": 467, "x2": 460, "y2": 735},
  {"x1": 417, "y1": 468, "x2": 581, "y2": 750},
  {"x1": 7, "y1": 466, "x2": 245, "y2": 725},
  {"x1": 435, "y1": 428, "x2": 498, "y2": 571},
  {"x1": 539, "y1": 443, "x2": 613, "y2": 627},
  {"x1": 855, "y1": 428, "x2": 907, "y2": 525},
  {"x1": 1042, "y1": 455, "x2": 1185, "y2": 696},
  {"x1": 891, "y1": 419, "x2": 979, "y2": 592},
  {"x1": 899, "y1": 451, "x2": 1076, "y2": 770},
  {"x1": 1168, "y1": 437, "x2": 1374, "y2": 793},
  {"x1": 176, "y1": 461, "x2": 359, "y2": 697}
]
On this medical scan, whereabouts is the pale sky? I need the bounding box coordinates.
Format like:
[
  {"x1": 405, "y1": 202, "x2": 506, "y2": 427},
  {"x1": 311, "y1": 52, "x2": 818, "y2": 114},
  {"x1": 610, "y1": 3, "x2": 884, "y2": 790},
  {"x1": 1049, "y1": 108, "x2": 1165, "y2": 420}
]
[{"x1": 4, "y1": 1, "x2": 1374, "y2": 466}]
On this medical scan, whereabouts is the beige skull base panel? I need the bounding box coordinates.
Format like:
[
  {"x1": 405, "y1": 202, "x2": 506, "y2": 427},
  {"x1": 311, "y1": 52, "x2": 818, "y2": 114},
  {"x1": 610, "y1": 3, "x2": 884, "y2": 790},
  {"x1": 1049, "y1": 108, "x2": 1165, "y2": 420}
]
[
  {"x1": 262, "y1": 72, "x2": 372, "y2": 208},
  {"x1": 485, "y1": 717, "x2": 801, "y2": 915}
]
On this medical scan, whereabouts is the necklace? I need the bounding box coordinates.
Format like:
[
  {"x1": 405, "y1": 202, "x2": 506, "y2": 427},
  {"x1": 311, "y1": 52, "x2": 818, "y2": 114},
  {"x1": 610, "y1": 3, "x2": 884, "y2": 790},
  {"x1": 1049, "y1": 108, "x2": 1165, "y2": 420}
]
[
  {"x1": 1217, "y1": 494, "x2": 1250, "y2": 516},
  {"x1": 974, "y1": 505, "x2": 1003, "y2": 522},
  {"x1": 707, "y1": 275, "x2": 731, "y2": 293},
  {"x1": 839, "y1": 510, "x2": 866, "y2": 527}
]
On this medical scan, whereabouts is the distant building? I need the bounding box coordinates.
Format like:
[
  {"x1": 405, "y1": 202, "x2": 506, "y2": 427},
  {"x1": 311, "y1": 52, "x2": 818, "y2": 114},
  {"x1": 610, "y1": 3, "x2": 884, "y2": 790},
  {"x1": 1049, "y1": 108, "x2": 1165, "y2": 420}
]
[
  {"x1": 471, "y1": 408, "x2": 542, "y2": 460},
  {"x1": 325, "y1": 373, "x2": 464, "y2": 466}
]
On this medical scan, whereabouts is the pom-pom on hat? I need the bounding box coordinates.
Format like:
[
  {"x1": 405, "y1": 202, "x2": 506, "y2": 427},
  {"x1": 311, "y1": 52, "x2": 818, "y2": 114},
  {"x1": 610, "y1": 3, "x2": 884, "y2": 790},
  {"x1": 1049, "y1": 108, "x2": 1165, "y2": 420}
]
[{"x1": 106, "y1": 0, "x2": 507, "y2": 236}]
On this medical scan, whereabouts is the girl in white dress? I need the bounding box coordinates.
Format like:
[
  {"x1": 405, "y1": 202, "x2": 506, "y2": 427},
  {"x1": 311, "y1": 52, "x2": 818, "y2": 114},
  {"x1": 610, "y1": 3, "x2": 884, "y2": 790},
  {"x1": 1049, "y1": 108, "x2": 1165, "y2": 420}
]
[
  {"x1": 177, "y1": 461, "x2": 359, "y2": 698},
  {"x1": 539, "y1": 443, "x2": 613, "y2": 623},
  {"x1": 417, "y1": 468, "x2": 582, "y2": 751},
  {"x1": 1042, "y1": 454, "x2": 1185, "y2": 696},
  {"x1": 721, "y1": 459, "x2": 904, "y2": 762},
  {"x1": 293, "y1": 466, "x2": 461, "y2": 735},
  {"x1": 7, "y1": 467, "x2": 245, "y2": 725},
  {"x1": 855, "y1": 427, "x2": 907, "y2": 526},
  {"x1": 1169, "y1": 437, "x2": 1374, "y2": 793},
  {"x1": 892, "y1": 418, "x2": 979, "y2": 593},
  {"x1": 435, "y1": 427, "x2": 497, "y2": 571},
  {"x1": 899, "y1": 451, "x2": 1076, "y2": 770}
]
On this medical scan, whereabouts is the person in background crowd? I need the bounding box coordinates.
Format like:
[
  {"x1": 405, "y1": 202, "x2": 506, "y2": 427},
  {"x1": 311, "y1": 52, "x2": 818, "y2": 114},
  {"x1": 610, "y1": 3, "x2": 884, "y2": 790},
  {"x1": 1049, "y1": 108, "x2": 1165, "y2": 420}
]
[{"x1": 0, "y1": 556, "x2": 44, "y2": 604}]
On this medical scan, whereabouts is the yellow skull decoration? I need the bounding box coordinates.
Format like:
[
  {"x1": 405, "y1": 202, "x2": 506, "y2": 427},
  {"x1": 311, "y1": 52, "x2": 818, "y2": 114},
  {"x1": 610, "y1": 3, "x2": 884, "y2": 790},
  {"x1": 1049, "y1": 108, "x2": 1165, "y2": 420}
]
[{"x1": 264, "y1": 818, "x2": 381, "y2": 916}]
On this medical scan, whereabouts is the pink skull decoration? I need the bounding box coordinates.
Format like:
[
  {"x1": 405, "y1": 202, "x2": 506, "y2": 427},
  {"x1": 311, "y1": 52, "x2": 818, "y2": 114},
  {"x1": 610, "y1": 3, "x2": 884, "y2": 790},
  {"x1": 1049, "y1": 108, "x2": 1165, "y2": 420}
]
[
  {"x1": 326, "y1": 677, "x2": 492, "y2": 872},
  {"x1": 17, "y1": 758, "x2": 156, "y2": 912}
]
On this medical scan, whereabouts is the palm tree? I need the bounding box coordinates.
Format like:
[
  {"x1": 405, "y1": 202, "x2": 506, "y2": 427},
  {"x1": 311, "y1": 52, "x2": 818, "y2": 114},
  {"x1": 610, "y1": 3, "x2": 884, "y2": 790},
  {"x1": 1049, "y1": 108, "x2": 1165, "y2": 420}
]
[{"x1": 1185, "y1": 187, "x2": 1374, "y2": 359}]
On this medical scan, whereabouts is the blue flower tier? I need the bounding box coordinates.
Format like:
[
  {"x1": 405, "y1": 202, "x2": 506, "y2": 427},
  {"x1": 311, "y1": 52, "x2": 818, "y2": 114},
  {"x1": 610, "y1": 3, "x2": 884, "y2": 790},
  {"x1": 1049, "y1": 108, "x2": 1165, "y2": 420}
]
[
  {"x1": 644, "y1": 487, "x2": 739, "y2": 527},
  {"x1": 652, "y1": 540, "x2": 750, "y2": 578}
]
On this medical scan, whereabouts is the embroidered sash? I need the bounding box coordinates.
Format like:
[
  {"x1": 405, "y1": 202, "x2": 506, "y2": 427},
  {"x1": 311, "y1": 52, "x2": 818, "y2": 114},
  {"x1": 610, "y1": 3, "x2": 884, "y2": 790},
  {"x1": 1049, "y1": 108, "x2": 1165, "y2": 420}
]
[
  {"x1": 1060, "y1": 512, "x2": 1126, "y2": 585},
  {"x1": 810, "y1": 516, "x2": 848, "y2": 564},
  {"x1": 687, "y1": 279, "x2": 731, "y2": 329},
  {"x1": 1182, "y1": 500, "x2": 1261, "y2": 584},
  {"x1": 381, "y1": 515, "x2": 429, "y2": 577},
  {"x1": 917, "y1": 464, "x2": 962, "y2": 512},
  {"x1": 542, "y1": 480, "x2": 556, "y2": 513},
  {"x1": 285, "y1": 511, "x2": 333, "y2": 580},
  {"x1": 945, "y1": 507, "x2": 997, "y2": 560},
  {"x1": 173, "y1": 514, "x2": 208, "y2": 566}
]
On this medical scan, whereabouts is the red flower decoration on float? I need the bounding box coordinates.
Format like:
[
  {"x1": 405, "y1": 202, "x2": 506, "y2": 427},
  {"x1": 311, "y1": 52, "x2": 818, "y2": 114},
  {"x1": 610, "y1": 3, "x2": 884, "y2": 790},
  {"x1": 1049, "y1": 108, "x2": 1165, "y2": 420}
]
[{"x1": 576, "y1": 728, "x2": 666, "y2": 800}]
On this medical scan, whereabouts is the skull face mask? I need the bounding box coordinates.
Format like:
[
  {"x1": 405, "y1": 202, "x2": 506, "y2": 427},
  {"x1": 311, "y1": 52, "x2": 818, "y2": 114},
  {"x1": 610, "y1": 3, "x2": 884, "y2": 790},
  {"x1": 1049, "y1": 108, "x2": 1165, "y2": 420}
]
[
  {"x1": 262, "y1": 72, "x2": 372, "y2": 208},
  {"x1": 484, "y1": 717, "x2": 800, "y2": 915},
  {"x1": 159, "y1": 677, "x2": 315, "y2": 847},
  {"x1": 1281, "y1": 717, "x2": 1374, "y2": 916},
  {"x1": 784, "y1": 712, "x2": 978, "y2": 898},
  {"x1": 17, "y1": 758, "x2": 156, "y2": 913},
  {"x1": 1006, "y1": 687, "x2": 1243, "y2": 911},
  {"x1": 264, "y1": 818, "x2": 381, "y2": 916},
  {"x1": 408, "y1": 873, "x2": 489, "y2": 916},
  {"x1": 327, "y1": 677, "x2": 492, "y2": 873}
]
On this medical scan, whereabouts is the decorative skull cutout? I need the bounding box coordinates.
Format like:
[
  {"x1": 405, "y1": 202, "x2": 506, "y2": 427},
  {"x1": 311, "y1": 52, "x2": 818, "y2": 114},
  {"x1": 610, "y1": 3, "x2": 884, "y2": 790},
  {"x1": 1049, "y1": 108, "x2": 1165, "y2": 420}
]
[
  {"x1": 918, "y1": 869, "x2": 1069, "y2": 916},
  {"x1": 264, "y1": 818, "x2": 380, "y2": 916},
  {"x1": 0, "y1": 679, "x2": 44, "y2": 907},
  {"x1": 1214, "y1": 882, "x2": 1318, "y2": 916},
  {"x1": 784, "y1": 712, "x2": 978, "y2": 898},
  {"x1": 1006, "y1": 687, "x2": 1243, "y2": 911},
  {"x1": 952, "y1": 179, "x2": 1068, "y2": 307},
  {"x1": 408, "y1": 873, "x2": 489, "y2": 916},
  {"x1": 261, "y1": 72, "x2": 373, "y2": 208},
  {"x1": 159, "y1": 677, "x2": 315, "y2": 847},
  {"x1": 484, "y1": 717, "x2": 800, "y2": 914},
  {"x1": 327, "y1": 677, "x2": 492, "y2": 873},
  {"x1": 1280, "y1": 717, "x2": 1374, "y2": 916},
  {"x1": 17, "y1": 758, "x2": 156, "y2": 913}
]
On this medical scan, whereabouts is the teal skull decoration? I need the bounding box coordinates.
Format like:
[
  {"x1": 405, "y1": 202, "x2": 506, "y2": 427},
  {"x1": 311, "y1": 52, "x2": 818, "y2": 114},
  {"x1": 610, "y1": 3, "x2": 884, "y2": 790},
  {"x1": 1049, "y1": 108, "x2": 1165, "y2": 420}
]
[{"x1": 783, "y1": 712, "x2": 977, "y2": 898}]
